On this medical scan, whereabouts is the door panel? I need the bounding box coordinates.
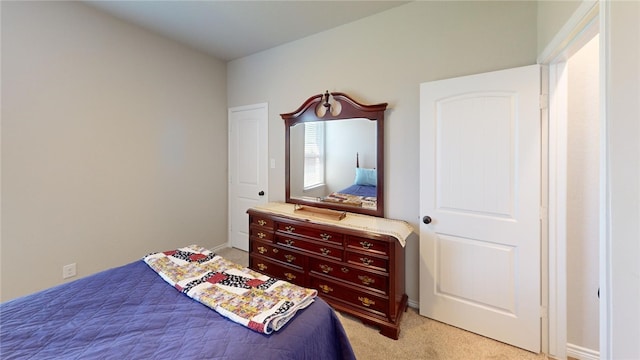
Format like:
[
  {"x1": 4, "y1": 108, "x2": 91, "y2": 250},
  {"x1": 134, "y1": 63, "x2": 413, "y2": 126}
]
[
  {"x1": 419, "y1": 65, "x2": 540, "y2": 352},
  {"x1": 437, "y1": 93, "x2": 515, "y2": 218},
  {"x1": 437, "y1": 234, "x2": 516, "y2": 314},
  {"x1": 228, "y1": 103, "x2": 268, "y2": 251}
]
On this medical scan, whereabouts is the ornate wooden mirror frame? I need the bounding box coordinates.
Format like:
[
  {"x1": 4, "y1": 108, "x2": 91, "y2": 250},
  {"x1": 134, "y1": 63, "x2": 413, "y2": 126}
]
[{"x1": 282, "y1": 91, "x2": 387, "y2": 217}]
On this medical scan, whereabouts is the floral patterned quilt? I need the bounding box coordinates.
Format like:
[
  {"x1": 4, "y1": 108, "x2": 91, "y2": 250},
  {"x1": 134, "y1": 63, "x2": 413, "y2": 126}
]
[{"x1": 143, "y1": 245, "x2": 317, "y2": 334}]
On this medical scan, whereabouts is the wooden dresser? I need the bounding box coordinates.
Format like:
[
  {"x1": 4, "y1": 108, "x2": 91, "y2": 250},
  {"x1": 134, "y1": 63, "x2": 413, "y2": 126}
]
[{"x1": 247, "y1": 202, "x2": 412, "y2": 339}]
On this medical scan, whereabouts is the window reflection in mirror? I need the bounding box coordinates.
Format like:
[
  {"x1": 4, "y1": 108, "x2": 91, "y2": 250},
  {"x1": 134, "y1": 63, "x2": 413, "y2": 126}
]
[{"x1": 303, "y1": 122, "x2": 325, "y2": 190}]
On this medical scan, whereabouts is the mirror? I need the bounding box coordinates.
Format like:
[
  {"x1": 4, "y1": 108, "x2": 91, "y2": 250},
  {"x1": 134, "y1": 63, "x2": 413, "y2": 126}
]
[{"x1": 282, "y1": 91, "x2": 386, "y2": 217}]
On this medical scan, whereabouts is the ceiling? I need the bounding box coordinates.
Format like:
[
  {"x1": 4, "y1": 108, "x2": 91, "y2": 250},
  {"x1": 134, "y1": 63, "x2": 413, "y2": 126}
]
[{"x1": 85, "y1": 1, "x2": 409, "y2": 61}]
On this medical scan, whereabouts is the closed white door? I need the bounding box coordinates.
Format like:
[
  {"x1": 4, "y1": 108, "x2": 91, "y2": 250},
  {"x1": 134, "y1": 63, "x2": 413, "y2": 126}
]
[
  {"x1": 419, "y1": 65, "x2": 541, "y2": 352},
  {"x1": 228, "y1": 103, "x2": 268, "y2": 251}
]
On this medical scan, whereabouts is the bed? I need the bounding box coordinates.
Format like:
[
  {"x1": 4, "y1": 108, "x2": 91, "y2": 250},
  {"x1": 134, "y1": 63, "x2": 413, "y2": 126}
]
[
  {"x1": 322, "y1": 153, "x2": 377, "y2": 209},
  {"x1": 322, "y1": 185, "x2": 377, "y2": 209},
  {"x1": 0, "y1": 246, "x2": 356, "y2": 360}
]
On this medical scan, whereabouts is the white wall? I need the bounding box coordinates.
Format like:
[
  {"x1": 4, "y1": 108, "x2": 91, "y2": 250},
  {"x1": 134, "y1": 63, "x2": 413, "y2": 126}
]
[
  {"x1": 1, "y1": 1, "x2": 228, "y2": 301},
  {"x1": 227, "y1": 0, "x2": 537, "y2": 304},
  {"x1": 537, "y1": 1, "x2": 582, "y2": 54},
  {"x1": 567, "y1": 34, "x2": 599, "y2": 353},
  {"x1": 605, "y1": 1, "x2": 640, "y2": 358}
]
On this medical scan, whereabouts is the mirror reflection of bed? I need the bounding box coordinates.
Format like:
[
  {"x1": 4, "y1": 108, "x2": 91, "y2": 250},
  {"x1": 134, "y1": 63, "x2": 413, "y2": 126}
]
[{"x1": 320, "y1": 152, "x2": 377, "y2": 210}]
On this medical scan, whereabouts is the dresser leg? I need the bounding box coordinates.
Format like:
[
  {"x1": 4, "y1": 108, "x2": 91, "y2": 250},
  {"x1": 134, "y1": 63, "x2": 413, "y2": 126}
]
[
  {"x1": 371, "y1": 294, "x2": 408, "y2": 340},
  {"x1": 379, "y1": 324, "x2": 401, "y2": 340}
]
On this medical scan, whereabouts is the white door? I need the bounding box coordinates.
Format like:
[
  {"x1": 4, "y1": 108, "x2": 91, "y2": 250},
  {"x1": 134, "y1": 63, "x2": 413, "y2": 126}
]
[
  {"x1": 228, "y1": 103, "x2": 268, "y2": 251},
  {"x1": 419, "y1": 65, "x2": 541, "y2": 352}
]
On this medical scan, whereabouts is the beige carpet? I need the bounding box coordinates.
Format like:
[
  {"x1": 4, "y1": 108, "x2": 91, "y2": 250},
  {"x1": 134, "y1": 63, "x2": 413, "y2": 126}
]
[
  {"x1": 217, "y1": 247, "x2": 547, "y2": 360},
  {"x1": 337, "y1": 309, "x2": 547, "y2": 360}
]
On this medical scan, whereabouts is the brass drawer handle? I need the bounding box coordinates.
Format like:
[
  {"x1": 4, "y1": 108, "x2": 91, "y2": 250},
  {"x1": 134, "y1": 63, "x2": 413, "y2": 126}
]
[
  {"x1": 320, "y1": 248, "x2": 331, "y2": 256},
  {"x1": 284, "y1": 254, "x2": 296, "y2": 263},
  {"x1": 358, "y1": 296, "x2": 375, "y2": 307},
  {"x1": 341, "y1": 267, "x2": 349, "y2": 273},
  {"x1": 257, "y1": 246, "x2": 267, "y2": 254},
  {"x1": 358, "y1": 275, "x2": 375, "y2": 285},
  {"x1": 257, "y1": 219, "x2": 267, "y2": 226},
  {"x1": 272, "y1": 248, "x2": 279, "y2": 254},
  {"x1": 284, "y1": 239, "x2": 295, "y2": 246},
  {"x1": 257, "y1": 232, "x2": 266, "y2": 239},
  {"x1": 319, "y1": 264, "x2": 333, "y2": 274},
  {"x1": 360, "y1": 241, "x2": 373, "y2": 249},
  {"x1": 284, "y1": 272, "x2": 296, "y2": 281},
  {"x1": 360, "y1": 257, "x2": 373, "y2": 266},
  {"x1": 319, "y1": 284, "x2": 333, "y2": 293},
  {"x1": 257, "y1": 263, "x2": 267, "y2": 271},
  {"x1": 285, "y1": 226, "x2": 295, "y2": 233},
  {"x1": 320, "y1": 233, "x2": 332, "y2": 241}
]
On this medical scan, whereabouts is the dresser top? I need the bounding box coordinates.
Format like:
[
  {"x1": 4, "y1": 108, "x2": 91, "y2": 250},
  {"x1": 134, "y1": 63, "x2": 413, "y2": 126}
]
[{"x1": 251, "y1": 202, "x2": 414, "y2": 247}]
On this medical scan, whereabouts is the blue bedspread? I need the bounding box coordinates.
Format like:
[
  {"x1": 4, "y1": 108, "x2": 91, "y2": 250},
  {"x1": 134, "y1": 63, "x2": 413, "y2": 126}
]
[
  {"x1": 338, "y1": 184, "x2": 376, "y2": 197},
  {"x1": 0, "y1": 260, "x2": 355, "y2": 360}
]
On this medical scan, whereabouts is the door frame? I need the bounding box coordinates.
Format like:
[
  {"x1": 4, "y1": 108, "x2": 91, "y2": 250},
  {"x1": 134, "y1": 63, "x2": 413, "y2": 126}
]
[
  {"x1": 227, "y1": 102, "x2": 269, "y2": 250},
  {"x1": 537, "y1": 1, "x2": 607, "y2": 358}
]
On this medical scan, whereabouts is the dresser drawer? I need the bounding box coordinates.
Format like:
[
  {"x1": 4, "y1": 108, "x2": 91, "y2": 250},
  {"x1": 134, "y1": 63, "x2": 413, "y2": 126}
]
[
  {"x1": 346, "y1": 251, "x2": 388, "y2": 272},
  {"x1": 276, "y1": 234, "x2": 343, "y2": 261},
  {"x1": 250, "y1": 240, "x2": 304, "y2": 268},
  {"x1": 309, "y1": 258, "x2": 387, "y2": 293},
  {"x1": 250, "y1": 215, "x2": 275, "y2": 230},
  {"x1": 250, "y1": 225, "x2": 274, "y2": 241},
  {"x1": 310, "y1": 276, "x2": 388, "y2": 315},
  {"x1": 346, "y1": 235, "x2": 389, "y2": 256},
  {"x1": 250, "y1": 255, "x2": 305, "y2": 286},
  {"x1": 276, "y1": 222, "x2": 343, "y2": 245}
]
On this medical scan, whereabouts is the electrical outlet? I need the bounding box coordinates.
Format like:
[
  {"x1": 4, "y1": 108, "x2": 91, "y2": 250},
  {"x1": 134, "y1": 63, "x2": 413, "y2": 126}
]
[{"x1": 62, "y1": 263, "x2": 76, "y2": 279}]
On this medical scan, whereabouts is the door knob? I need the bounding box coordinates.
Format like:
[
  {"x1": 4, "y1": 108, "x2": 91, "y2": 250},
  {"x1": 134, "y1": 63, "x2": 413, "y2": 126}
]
[
  {"x1": 258, "y1": 191, "x2": 265, "y2": 196},
  {"x1": 422, "y1": 216, "x2": 432, "y2": 224}
]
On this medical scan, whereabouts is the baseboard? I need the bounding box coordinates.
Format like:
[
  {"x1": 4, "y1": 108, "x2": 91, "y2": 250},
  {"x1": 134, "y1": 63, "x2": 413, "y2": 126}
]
[
  {"x1": 211, "y1": 243, "x2": 230, "y2": 252},
  {"x1": 408, "y1": 298, "x2": 419, "y2": 309},
  {"x1": 567, "y1": 343, "x2": 599, "y2": 360}
]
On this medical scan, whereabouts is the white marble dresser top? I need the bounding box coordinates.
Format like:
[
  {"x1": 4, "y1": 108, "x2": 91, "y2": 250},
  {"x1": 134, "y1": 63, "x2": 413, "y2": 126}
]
[{"x1": 251, "y1": 202, "x2": 414, "y2": 247}]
